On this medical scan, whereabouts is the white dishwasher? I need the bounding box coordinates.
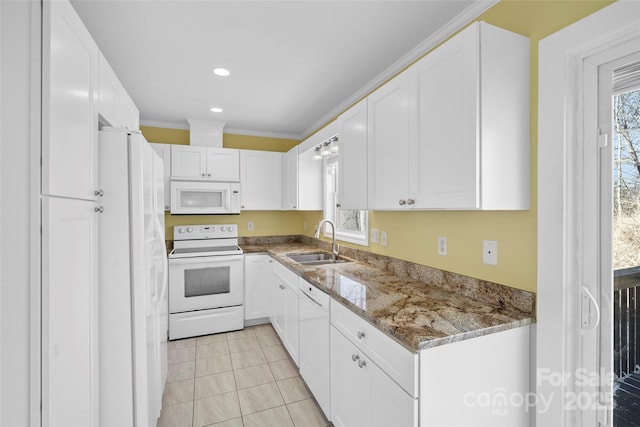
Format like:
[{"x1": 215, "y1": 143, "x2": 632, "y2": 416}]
[{"x1": 298, "y1": 278, "x2": 331, "y2": 420}]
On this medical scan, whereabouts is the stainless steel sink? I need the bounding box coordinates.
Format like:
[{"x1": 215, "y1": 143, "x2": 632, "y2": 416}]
[{"x1": 286, "y1": 252, "x2": 350, "y2": 266}]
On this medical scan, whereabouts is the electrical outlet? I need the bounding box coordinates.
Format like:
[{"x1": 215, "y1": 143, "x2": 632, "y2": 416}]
[
  {"x1": 371, "y1": 228, "x2": 379, "y2": 244},
  {"x1": 303, "y1": 221, "x2": 307, "y2": 230},
  {"x1": 483, "y1": 240, "x2": 498, "y2": 265},
  {"x1": 248, "y1": 221, "x2": 254, "y2": 231},
  {"x1": 438, "y1": 236, "x2": 447, "y2": 256},
  {"x1": 381, "y1": 231, "x2": 388, "y2": 247}
]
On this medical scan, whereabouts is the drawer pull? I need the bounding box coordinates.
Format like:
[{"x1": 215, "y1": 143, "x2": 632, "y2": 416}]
[
  {"x1": 352, "y1": 354, "x2": 359, "y2": 362},
  {"x1": 357, "y1": 331, "x2": 365, "y2": 339},
  {"x1": 358, "y1": 359, "x2": 367, "y2": 368}
]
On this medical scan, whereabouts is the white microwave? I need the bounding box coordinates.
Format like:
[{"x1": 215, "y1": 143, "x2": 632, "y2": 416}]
[{"x1": 170, "y1": 180, "x2": 241, "y2": 214}]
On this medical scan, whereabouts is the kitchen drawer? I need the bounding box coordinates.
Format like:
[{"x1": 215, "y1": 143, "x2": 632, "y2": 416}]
[
  {"x1": 272, "y1": 261, "x2": 298, "y2": 293},
  {"x1": 331, "y1": 301, "x2": 418, "y2": 397}
]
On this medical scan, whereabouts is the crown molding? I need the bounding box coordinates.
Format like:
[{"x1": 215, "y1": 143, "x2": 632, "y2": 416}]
[{"x1": 300, "y1": 0, "x2": 499, "y2": 140}]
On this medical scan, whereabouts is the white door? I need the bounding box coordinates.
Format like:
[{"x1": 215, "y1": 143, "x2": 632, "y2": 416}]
[
  {"x1": 272, "y1": 277, "x2": 286, "y2": 338},
  {"x1": 240, "y1": 150, "x2": 282, "y2": 210},
  {"x1": 367, "y1": 73, "x2": 410, "y2": 210},
  {"x1": 171, "y1": 145, "x2": 207, "y2": 179},
  {"x1": 370, "y1": 361, "x2": 417, "y2": 427},
  {"x1": 207, "y1": 148, "x2": 240, "y2": 181},
  {"x1": 283, "y1": 284, "x2": 299, "y2": 366},
  {"x1": 42, "y1": 197, "x2": 99, "y2": 427},
  {"x1": 282, "y1": 146, "x2": 298, "y2": 210},
  {"x1": 244, "y1": 255, "x2": 273, "y2": 320},
  {"x1": 42, "y1": 0, "x2": 99, "y2": 200},
  {"x1": 407, "y1": 25, "x2": 477, "y2": 209},
  {"x1": 330, "y1": 327, "x2": 371, "y2": 427},
  {"x1": 339, "y1": 97, "x2": 368, "y2": 210}
]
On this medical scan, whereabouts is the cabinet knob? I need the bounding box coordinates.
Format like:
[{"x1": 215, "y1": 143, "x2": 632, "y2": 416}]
[
  {"x1": 201, "y1": 173, "x2": 206, "y2": 177},
  {"x1": 407, "y1": 198, "x2": 415, "y2": 205},
  {"x1": 292, "y1": 205, "x2": 296, "y2": 209},
  {"x1": 336, "y1": 203, "x2": 341, "y2": 208},
  {"x1": 279, "y1": 284, "x2": 285, "y2": 290},
  {"x1": 94, "y1": 205, "x2": 104, "y2": 213},
  {"x1": 357, "y1": 331, "x2": 365, "y2": 339},
  {"x1": 241, "y1": 205, "x2": 245, "y2": 209},
  {"x1": 207, "y1": 173, "x2": 211, "y2": 177},
  {"x1": 351, "y1": 354, "x2": 360, "y2": 362},
  {"x1": 94, "y1": 189, "x2": 104, "y2": 197},
  {"x1": 398, "y1": 199, "x2": 406, "y2": 206},
  {"x1": 358, "y1": 359, "x2": 367, "y2": 368},
  {"x1": 165, "y1": 206, "x2": 170, "y2": 210}
]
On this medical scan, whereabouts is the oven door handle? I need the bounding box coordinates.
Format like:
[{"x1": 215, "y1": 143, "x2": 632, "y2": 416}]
[{"x1": 168, "y1": 255, "x2": 244, "y2": 265}]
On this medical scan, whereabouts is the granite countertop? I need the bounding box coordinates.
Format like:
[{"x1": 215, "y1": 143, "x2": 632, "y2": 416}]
[{"x1": 241, "y1": 239, "x2": 534, "y2": 352}]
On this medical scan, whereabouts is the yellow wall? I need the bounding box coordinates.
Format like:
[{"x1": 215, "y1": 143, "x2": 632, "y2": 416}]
[
  {"x1": 144, "y1": 0, "x2": 615, "y2": 293},
  {"x1": 303, "y1": 0, "x2": 614, "y2": 294}
]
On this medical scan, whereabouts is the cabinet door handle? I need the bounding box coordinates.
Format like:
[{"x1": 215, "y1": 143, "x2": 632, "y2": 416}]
[
  {"x1": 407, "y1": 198, "x2": 415, "y2": 205},
  {"x1": 94, "y1": 205, "x2": 104, "y2": 213},
  {"x1": 94, "y1": 189, "x2": 104, "y2": 197},
  {"x1": 398, "y1": 199, "x2": 406, "y2": 206},
  {"x1": 357, "y1": 331, "x2": 365, "y2": 339},
  {"x1": 351, "y1": 354, "x2": 360, "y2": 362},
  {"x1": 358, "y1": 359, "x2": 367, "y2": 368},
  {"x1": 279, "y1": 284, "x2": 285, "y2": 290}
]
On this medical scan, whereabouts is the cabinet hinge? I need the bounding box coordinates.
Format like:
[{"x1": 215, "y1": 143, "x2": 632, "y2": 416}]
[{"x1": 598, "y1": 129, "x2": 609, "y2": 148}]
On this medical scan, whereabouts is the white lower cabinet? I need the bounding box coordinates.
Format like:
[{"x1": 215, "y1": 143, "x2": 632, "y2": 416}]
[
  {"x1": 419, "y1": 326, "x2": 530, "y2": 427},
  {"x1": 244, "y1": 254, "x2": 273, "y2": 322},
  {"x1": 42, "y1": 196, "x2": 99, "y2": 426},
  {"x1": 330, "y1": 326, "x2": 417, "y2": 427},
  {"x1": 271, "y1": 262, "x2": 299, "y2": 365}
]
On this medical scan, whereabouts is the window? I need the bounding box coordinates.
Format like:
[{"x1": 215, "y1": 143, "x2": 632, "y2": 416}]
[{"x1": 324, "y1": 156, "x2": 368, "y2": 245}]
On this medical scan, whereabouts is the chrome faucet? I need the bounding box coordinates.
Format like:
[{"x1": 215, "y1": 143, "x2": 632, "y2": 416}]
[{"x1": 314, "y1": 219, "x2": 339, "y2": 260}]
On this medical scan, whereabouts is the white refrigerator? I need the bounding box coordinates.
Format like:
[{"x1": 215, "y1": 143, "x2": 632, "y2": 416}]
[{"x1": 98, "y1": 127, "x2": 168, "y2": 427}]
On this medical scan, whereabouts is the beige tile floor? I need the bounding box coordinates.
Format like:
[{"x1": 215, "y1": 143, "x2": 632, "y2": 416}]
[{"x1": 158, "y1": 324, "x2": 332, "y2": 427}]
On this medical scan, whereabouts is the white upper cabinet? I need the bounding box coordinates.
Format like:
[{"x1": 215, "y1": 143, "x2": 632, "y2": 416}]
[
  {"x1": 98, "y1": 52, "x2": 139, "y2": 130},
  {"x1": 407, "y1": 21, "x2": 529, "y2": 210},
  {"x1": 42, "y1": 0, "x2": 99, "y2": 200},
  {"x1": 171, "y1": 145, "x2": 240, "y2": 181},
  {"x1": 297, "y1": 147, "x2": 323, "y2": 211},
  {"x1": 240, "y1": 150, "x2": 282, "y2": 210},
  {"x1": 338, "y1": 98, "x2": 368, "y2": 210},
  {"x1": 207, "y1": 147, "x2": 240, "y2": 181},
  {"x1": 367, "y1": 73, "x2": 411, "y2": 210},
  {"x1": 282, "y1": 146, "x2": 299, "y2": 210},
  {"x1": 364, "y1": 21, "x2": 529, "y2": 211},
  {"x1": 171, "y1": 145, "x2": 207, "y2": 179}
]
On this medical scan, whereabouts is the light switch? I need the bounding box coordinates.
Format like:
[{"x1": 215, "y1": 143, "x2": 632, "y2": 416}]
[{"x1": 438, "y1": 237, "x2": 447, "y2": 256}]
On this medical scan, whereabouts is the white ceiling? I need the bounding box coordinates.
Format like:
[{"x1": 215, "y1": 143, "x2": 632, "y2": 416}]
[{"x1": 72, "y1": 0, "x2": 489, "y2": 140}]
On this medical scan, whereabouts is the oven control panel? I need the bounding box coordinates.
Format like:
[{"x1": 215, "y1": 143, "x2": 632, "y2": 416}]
[{"x1": 174, "y1": 224, "x2": 238, "y2": 240}]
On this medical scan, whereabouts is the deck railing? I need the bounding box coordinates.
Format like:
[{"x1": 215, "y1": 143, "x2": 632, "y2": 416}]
[{"x1": 614, "y1": 266, "x2": 640, "y2": 379}]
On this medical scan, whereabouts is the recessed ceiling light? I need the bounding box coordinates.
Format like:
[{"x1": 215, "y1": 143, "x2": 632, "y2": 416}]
[
  {"x1": 213, "y1": 68, "x2": 230, "y2": 77},
  {"x1": 210, "y1": 107, "x2": 223, "y2": 113}
]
